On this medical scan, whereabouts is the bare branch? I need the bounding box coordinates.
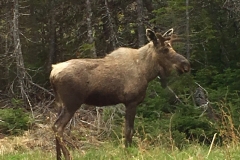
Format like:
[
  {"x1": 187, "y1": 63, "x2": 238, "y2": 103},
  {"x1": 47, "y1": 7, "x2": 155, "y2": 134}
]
[
  {"x1": 167, "y1": 86, "x2": 184, "y2": 104},
  {"x1": 29, "y1": 81, "x2": 54, "y2": 96}
]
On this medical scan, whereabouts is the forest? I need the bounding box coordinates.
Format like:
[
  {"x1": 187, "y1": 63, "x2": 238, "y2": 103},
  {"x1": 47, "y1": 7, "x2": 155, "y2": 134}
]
[{"x1": 0, "y1": 0, "x2": 240, "y2": 159}]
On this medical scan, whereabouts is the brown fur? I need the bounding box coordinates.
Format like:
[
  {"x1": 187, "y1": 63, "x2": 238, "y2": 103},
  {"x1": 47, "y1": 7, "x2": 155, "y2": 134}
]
[{"x1": 50, "y1": 29, "x2": 190, "y2": 160}]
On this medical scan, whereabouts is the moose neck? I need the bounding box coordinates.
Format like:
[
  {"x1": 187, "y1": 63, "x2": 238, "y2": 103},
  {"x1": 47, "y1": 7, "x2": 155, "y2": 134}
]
[{"x1": 137, "y1": 42, "x2": 161, "y2": 82}]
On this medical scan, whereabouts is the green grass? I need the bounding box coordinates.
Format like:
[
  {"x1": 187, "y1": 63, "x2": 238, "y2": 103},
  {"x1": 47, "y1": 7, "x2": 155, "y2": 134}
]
[
  {"x1": 1, "y1": 150, "x2": 55, "y2": 160},
  {"x1": 1, "y1": 143, "x2": 240, "y2": 160}
]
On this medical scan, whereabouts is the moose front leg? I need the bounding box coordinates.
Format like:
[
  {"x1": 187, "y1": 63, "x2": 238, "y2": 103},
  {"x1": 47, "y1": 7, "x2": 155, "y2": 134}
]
[{"x1": 124, "y1": 105, "x2": 137, "y2": 147}]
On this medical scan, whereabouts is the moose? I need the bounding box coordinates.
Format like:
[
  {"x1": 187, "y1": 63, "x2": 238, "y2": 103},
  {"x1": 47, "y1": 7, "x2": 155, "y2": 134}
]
[{"x1": 50, "y1": 28, "x2": 190, "y2": 160}]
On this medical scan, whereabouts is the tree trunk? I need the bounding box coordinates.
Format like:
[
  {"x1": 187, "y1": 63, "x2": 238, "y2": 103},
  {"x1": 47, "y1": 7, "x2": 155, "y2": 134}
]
[
  {"x1": 101, "y1": 14, "x2": 112, "y2": 54},
  {"x1": 104, "y1": 0, "x2": 117, "y2": 50},
  {"x1": 48, "y1": 0, "x2": 56, "y2": 73},
  {"x1": 86, "y1": 0, "x2": 97, "y2": 58},
  {"x1": 13, "y1": 0, "x2": 28, "y2": 100},
  {"x1": 137, "y1": 0, "x2": 145, "y2": 47},
  {"x1": 186, "y1": 0, "x2": 190, "y2": 59},
  {"x1": 4, "y1": 1, "x2": 12, "y2": 90}
]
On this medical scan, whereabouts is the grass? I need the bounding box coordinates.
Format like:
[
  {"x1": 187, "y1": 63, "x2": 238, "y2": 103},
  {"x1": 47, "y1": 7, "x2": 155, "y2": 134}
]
[
  {"x1": 1, "y1": 142, "x2": 240, "y2": 160},
  {"x1": 1, "y1": 151, "x2": 55, "y2": 160}
]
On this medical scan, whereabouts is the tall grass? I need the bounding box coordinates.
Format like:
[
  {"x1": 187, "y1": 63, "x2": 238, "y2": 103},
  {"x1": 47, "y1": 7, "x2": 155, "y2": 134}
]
[{"x1": 1, "y1": 143, "x2": 240, "y2": 160}]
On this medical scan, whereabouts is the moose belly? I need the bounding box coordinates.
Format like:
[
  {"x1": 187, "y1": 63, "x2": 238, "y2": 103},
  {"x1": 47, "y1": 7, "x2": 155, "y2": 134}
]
[
  {"x1": 84, "y1": 86, "x2": 147, "y2": 106},
  {"x1": 85, "y1": 91, "x2": 124, "y2": 106}
]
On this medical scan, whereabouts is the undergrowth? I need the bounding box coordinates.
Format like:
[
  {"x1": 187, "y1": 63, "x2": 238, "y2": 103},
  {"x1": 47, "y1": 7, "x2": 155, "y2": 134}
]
[
  {"x1": 1, "y1": 71, "x2": 240, "y2": 159},
  {"x1": 0, "y1": 108, "x2": 32, "y2": 135}
]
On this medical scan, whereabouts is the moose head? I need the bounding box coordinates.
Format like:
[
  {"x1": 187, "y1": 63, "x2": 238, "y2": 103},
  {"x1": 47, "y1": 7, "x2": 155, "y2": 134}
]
[{"x1": 143, "y1": 29, "x2": 190, "y2": 87}]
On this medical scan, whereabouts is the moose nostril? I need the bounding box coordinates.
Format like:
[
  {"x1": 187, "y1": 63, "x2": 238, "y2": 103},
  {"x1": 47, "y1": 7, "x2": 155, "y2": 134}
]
[
  {"x1": 184, "y1": 66, "x2": 189, "y2": 72},
  {"x1": 181, "y1": 61, "x2": 190, "y2": 72},
  {"x1": 185, "y1": 64, "x2": 191, "y2": 72}
]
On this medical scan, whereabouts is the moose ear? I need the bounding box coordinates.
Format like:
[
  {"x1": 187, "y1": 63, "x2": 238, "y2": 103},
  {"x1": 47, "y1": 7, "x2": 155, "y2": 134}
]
[
  {"x1": 162, "y1": 28, "x2": 174, "y2": 37},
  {"x1": 146, "y1": 29, "x2": 158, "y2": 45}
]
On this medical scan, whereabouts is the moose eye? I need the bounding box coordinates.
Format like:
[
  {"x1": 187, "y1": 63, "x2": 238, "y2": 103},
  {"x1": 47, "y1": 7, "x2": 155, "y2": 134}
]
[{"x1": 162, "y1": 48, "x2": 169, "y2": 54}]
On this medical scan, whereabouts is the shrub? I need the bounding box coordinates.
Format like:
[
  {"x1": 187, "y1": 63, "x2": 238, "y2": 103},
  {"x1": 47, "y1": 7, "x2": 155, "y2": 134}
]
[{"x1": 0, "y1": 108, "x2": 32, "y2": 135}]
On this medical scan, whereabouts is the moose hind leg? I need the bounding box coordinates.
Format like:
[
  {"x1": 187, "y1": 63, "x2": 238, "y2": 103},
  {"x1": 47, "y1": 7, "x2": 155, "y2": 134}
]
[
  {"x1": 53, "y1": 107, "x2": 78, "y2": 160},
  {"x1": 55, "y1": 137, "x2": 61, "y2": 160},
  {"x1": 54, "y1": 106, "x2": 63, "y2": 160},
  {"x1": 124, "y1": 105, "x2": 137, "y2": 147}
]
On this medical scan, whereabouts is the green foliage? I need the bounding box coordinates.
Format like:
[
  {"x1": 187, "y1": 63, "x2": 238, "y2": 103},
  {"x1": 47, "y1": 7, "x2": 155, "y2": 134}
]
[
  {"x1": 135, "y1": 73, "x2": 233, "y2": 148},
  {"x1": 195, "y1": 67, "x2": 240, "y2": 128},
  {"x1": 139, "y1": 74, "x2": 195, "y2": 117},
  {"x1": 10, "y1": 98, "x2": 24, "y2": 107},
  {"x1": 152, "y1": 0, "x2": 189, "y2": 27},
  {"x1": 0, "y1": 108, "x2": 32, "y2": 135},
  {"x1": 172, "y1": 104, "x2": 219, "y2": 147},
  {"x1": 212, "y1": 69, "x2": 240, "y2": 91},
  {"x1": 194, "y1": 66, "x2": 219, "y2": 87},
  {"x1": 138, "y1": 80, "x2": 170, "y2": 117},
  {"x1": 78, "y1": 43, "x2": 95, "y2": 58},
  {"x1": 195, "y1": 67, "x2": 240, "y2": 91}
]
